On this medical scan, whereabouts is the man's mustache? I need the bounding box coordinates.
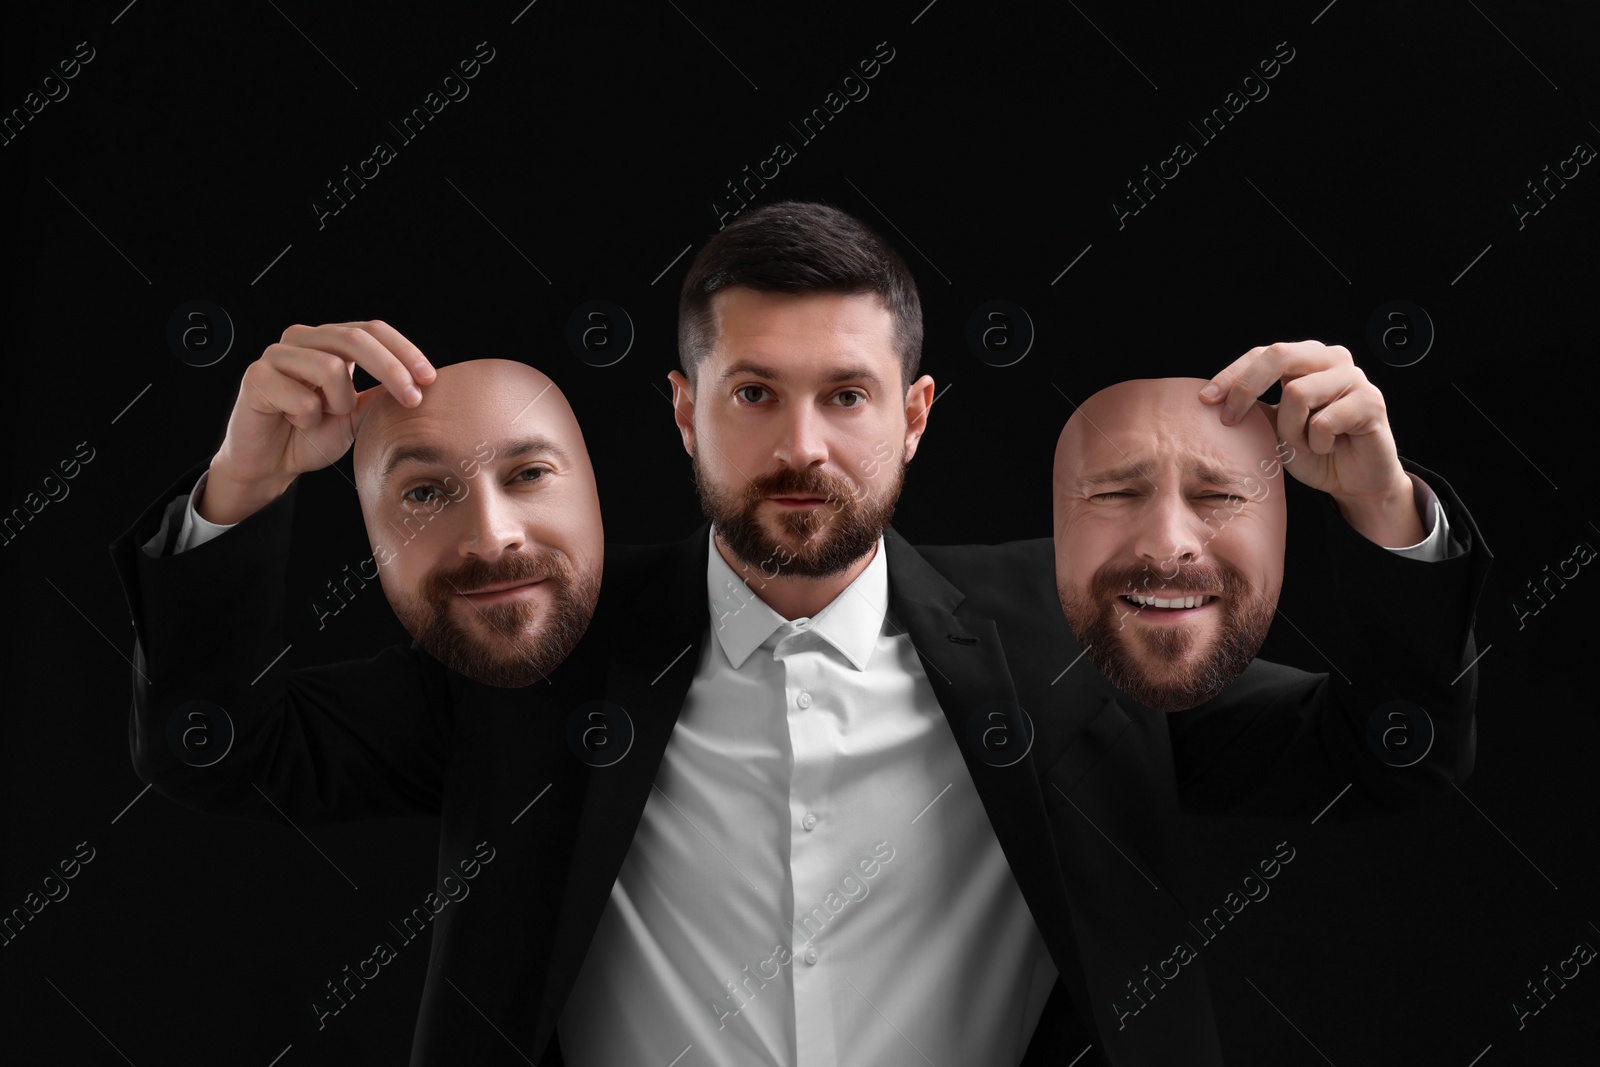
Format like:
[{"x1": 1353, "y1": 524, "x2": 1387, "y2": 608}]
[
  {"x1": 1093, "y1": 563, "x2": 1231, "y2": 602},
  {"x1": 743, "y1": 466, "x2": 861, "y2": 506}
]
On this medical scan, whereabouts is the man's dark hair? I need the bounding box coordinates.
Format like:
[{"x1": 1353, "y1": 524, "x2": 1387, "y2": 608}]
[{"x1": 677, "y1": 201, "x2": 923, "y2": 392}]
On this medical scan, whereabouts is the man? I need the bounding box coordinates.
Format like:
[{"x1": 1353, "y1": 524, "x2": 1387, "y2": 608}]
[
  {"x1": 555, "y1": 204, "x2": 1487, "y2": 1065},
  {"x1": 112, "y1": 205, "x2": 1489, "y2": 1066}
]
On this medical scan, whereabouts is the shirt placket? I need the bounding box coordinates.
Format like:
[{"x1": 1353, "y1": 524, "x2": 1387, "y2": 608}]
[{"x1": 774, "y1": 624, "x2": 838, "y2": 1067}]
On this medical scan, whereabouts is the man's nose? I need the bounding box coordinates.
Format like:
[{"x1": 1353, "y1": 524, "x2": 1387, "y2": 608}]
[
  {"x1": 1133, "y1": 492, "x2": 1205, "y2": 576},
  {"x1": 457, "y1": 486, "x2": 526, "y2": 560},
  {"x1": 771, "y1": 400, "x2": 828, "y2": 470}
]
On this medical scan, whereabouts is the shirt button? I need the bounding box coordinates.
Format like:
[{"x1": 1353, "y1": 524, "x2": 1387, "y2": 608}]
[
  {"x1": 805, "y1": 947, "x2": 819, "y2": 965},
  {"x1": 802, "y1": 812, "x2": 818, "y2": 831},
  {"x1": 797, "y1": 691, "x2": 812, "y2": 709}
]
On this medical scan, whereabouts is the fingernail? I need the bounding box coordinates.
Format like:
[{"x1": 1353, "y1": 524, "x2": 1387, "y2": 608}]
[
  {"x1": 403, "y1": 385, "x2": 422, "y2": 405},
  {"x1": 1200, "y1": 384, "x2": 1221, "y2": 401},
  {"x1": 1222, "y1": 403, "x2": 1237, "y2": 423}
]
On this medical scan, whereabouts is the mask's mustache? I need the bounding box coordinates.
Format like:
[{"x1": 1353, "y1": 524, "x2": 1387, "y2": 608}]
[{"x1": 433, "y1": 550, "x2": 568, "y2": 601}]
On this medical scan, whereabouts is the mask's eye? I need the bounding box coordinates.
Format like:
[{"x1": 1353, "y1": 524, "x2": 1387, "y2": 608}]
[
  {"x1": 404, "y1": 484, "x2": 443, "y2": 505},
  {"x1": 735, "y1": 385, "x2": 770, "y2": 404}
]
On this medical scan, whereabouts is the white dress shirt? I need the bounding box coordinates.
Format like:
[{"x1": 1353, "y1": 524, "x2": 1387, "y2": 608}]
[{"x1": 557, "y1": 530, "x2": 1060, "y2": 1067}]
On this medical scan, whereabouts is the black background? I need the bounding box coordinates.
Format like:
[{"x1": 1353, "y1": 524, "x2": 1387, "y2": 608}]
[{"x1": 3, "y1": 1, "x2": 1596, "y2": 1064}]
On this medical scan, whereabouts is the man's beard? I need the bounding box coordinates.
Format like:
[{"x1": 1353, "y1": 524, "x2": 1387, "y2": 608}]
[
  {"x1": 692, "y1": 452, "x2": 905, "y2": 580},
  {"x1": 1057, "y1": 558, "x2": 1276, "y2": 712},
  {"x1": 391, "y1": 546, "x2": 600, "y2": 688}
]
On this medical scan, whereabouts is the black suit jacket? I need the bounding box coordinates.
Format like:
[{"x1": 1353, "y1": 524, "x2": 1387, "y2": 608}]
[{"x1": 109, "y1": 457, "x2": 1490, "y2": 1066}]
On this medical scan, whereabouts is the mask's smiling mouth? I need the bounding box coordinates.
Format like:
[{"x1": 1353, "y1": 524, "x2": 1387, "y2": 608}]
[{"x1": 1118, "y1": 593, "x2": 1217, "y2": 612}]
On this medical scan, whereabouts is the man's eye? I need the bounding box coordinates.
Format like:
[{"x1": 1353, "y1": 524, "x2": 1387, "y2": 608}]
[
  {"x1": 834, "y1": 389, "x2": 865, "y2": 407},
  {"x1": 735, "y1": 385, "x2": 770, "y2": 404},
  {"x1": 515, "y1": 466, "x2": 550, "y2": 484}
]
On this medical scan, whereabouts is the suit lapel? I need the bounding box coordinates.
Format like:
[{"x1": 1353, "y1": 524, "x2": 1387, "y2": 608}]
[
  {"x1": 881, "y1": 528, "x2": 1078, "y2": 965},
  {"x1": 537, "y1": 523, "x2": 712, "y2": 1034}
]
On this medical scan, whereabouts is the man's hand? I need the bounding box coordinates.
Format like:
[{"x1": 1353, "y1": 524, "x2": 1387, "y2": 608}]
[
  {"x1": 1199, "y1": 340, "x2": 1424, "y2": 548},
  {"x1": 201, "y1": 321, "x2": 435, "y2": 525}
]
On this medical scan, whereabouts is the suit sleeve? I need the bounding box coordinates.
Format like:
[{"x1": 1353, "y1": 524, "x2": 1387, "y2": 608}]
[
  {"x1": 108, "y1": 460, "x2": 454, "y2": 826},
  {"x1": 1164, "y1": 458, "x2": 1492, "y2": 820}
]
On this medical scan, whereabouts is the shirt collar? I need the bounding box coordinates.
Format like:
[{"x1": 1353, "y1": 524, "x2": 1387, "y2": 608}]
[{"x1": 704, "y1": 526, "x2": 888, "y2": 672}]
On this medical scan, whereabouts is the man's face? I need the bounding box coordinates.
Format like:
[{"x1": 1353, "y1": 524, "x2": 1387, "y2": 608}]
[
  {"x1": 353, "y1": 359, "x2": 603, "y2": 688},
  {"x1": 668, "y1": 288, "x2": 930, "y2": 579},
  {"x1": 1053, "y1": 378, "x2": 1287, "y2": 712}
]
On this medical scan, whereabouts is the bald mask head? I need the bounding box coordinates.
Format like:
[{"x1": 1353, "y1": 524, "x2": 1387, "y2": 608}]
[
  {"x1": 1052, "y1": 377, "x2": 1288, "y2": 712},
  {"x1": 353, "y1": 359, "x2": 603, "y2": 688}
]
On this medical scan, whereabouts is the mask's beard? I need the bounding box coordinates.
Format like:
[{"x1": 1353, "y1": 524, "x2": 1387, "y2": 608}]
[
  {"x1": 693, "y1": 452, "x2": 905, "y2": 579},
  {"x1": 1057, "y1": 557, "x2": 1276, "y2": 712},
  {"x1": 393, "y1": 545, "x2": 600, "y2": 688}
]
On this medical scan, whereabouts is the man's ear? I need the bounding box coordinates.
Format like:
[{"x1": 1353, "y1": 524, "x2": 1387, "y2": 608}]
[
  {"x1": 667, "y1": 370, "x2": 696, "y2": 457},
  {"x1": 902, "y1": 374, "x2": 935, "y2": 463}
]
